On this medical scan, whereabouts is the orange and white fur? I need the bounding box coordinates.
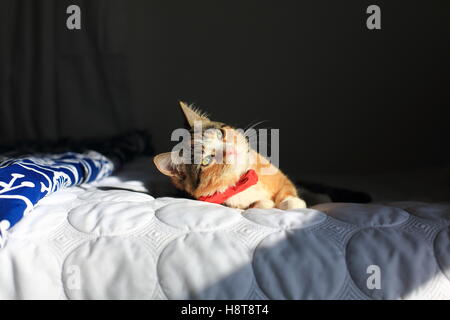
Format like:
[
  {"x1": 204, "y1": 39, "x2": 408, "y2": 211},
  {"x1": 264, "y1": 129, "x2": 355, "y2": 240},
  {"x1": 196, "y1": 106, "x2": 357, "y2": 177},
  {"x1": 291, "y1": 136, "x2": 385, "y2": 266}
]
[{"x1": 153, "y1": 102, "x2": 306, "y2": 210}]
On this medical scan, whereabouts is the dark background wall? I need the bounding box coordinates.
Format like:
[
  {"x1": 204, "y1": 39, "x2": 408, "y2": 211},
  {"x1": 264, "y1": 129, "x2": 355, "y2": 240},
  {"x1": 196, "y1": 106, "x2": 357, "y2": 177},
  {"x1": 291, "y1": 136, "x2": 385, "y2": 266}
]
[
  {"x1": 1, "y1": 0, "x2": 450, "y2": 179},
  {"x1": 127, "y1": 0, "x2": 450, "y2": 176}
]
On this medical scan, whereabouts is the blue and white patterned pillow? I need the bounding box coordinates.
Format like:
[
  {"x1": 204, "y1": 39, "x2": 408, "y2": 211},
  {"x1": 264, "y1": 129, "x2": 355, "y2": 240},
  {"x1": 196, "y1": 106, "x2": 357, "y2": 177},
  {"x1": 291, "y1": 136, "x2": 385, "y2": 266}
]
[{"x1": 0, "y1": 151, "x2": 114, "y2": 247}]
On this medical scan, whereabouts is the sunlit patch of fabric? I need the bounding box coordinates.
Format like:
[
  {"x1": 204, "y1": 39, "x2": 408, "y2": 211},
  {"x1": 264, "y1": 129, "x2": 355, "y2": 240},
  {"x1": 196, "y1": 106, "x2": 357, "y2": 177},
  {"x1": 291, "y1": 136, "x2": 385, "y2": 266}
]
[{"x1": 0, "y1": 151, "x2": 113, "y2": 247}]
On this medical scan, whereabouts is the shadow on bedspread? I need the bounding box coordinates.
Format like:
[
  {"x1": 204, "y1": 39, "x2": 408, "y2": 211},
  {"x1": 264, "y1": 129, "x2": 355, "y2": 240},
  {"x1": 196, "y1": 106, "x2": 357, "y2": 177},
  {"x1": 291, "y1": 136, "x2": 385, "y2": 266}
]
[{"x1": 154, "y1": 202, "x2": 450, "y2": 300}]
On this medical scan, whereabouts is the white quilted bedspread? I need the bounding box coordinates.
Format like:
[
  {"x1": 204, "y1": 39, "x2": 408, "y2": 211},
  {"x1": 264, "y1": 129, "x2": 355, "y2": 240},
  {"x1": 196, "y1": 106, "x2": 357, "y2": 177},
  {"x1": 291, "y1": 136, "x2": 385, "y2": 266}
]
[{"x1": 0, "y1": 161, "x2": 449, "y2": 300}]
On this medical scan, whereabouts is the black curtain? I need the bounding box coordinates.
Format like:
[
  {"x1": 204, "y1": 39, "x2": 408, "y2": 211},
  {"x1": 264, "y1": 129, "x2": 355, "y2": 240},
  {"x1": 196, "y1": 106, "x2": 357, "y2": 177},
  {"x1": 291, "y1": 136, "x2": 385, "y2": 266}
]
[
  {"x1": 0, "y1": 0, "x2": 132, "y2": 146},
  {"x1": 1, "y1": 0, "x2": 450, "y2": 174}
]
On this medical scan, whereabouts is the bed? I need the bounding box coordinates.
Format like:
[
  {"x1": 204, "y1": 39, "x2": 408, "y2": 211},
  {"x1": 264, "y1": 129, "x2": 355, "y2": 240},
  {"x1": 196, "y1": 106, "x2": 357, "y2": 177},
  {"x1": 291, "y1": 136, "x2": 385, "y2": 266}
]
[{"x1": 0, "y1": 157, "x2": 449, "y2": 300}]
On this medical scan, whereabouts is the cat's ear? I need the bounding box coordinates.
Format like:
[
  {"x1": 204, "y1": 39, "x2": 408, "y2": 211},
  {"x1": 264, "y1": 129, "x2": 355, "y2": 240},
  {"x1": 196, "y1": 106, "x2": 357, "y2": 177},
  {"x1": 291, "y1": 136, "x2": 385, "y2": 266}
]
[
  {"x1": 179, "y1": 101, "x2": 209, "y2": 127},
  {"x1": 153, "y1": 152, "x2": 179, "y2": 177}
]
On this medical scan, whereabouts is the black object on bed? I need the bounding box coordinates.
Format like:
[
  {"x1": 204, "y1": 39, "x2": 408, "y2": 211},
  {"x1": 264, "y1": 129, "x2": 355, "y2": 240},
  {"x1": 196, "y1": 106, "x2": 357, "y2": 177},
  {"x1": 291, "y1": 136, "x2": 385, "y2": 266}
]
[
  {"x1": 0, "y1": 130, "x2": 154, "y2": 172},
  {"x1": 296, "y1": 180, "x2": 372, "y2": 206}
]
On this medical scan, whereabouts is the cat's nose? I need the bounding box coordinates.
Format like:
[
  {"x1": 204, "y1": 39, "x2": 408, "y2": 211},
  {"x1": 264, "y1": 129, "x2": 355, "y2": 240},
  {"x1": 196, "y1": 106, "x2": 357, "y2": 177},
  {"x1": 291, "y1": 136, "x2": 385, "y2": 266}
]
[{"x1": 225, "y1": 148, "x2": 237, "y2": 156}]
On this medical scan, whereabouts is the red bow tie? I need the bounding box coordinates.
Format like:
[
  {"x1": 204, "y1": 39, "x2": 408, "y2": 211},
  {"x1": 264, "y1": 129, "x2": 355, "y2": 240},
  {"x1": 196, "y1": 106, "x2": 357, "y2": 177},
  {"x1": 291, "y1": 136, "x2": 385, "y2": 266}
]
[{"x1": 198, "y1": 169, "x2": 259, "y2": 204}]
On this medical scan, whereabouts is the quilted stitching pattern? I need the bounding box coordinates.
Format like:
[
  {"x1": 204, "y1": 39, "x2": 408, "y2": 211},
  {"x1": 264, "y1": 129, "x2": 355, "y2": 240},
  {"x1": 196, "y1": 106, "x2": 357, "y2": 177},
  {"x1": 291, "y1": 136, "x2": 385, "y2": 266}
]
[{"x1": 0, "y1": 186, "x2": 449, "y2": 300}]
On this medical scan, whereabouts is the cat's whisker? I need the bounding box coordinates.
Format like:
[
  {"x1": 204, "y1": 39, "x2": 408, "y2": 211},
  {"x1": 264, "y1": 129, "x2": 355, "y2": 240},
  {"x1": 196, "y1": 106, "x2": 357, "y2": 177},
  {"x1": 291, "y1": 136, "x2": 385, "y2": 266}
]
[
  {"x1": 243, "y1": 120, "x2": 268, "y2": 134},
  {"x1": 243, "y1": 121, "x2": 258, "y2": 132}
]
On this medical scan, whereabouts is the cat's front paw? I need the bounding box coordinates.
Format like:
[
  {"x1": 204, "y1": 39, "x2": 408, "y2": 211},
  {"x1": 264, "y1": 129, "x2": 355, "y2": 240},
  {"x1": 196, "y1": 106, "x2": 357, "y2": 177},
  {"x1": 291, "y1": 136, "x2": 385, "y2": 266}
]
[{"x1": 277, "y1": 196, "x2": 307, "y2": 210}]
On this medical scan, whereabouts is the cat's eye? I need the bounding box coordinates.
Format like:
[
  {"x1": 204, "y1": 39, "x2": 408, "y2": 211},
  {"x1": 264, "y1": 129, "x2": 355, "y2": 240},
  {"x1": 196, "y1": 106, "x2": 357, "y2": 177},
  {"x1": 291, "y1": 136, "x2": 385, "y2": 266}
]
[
  {"x1": 216, "y1": 129, "x2": 223, "y2": 139},
  {"x1": 201, "y1": 155, "x2": 213, "y2": 166}
]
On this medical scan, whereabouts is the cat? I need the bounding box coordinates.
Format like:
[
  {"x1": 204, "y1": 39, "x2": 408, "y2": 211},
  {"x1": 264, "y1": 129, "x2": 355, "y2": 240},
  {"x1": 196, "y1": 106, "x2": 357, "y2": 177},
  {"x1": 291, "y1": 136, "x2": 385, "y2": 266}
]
[{"x1": 153, "y1": 101, "x2": 306, "y2": 210}]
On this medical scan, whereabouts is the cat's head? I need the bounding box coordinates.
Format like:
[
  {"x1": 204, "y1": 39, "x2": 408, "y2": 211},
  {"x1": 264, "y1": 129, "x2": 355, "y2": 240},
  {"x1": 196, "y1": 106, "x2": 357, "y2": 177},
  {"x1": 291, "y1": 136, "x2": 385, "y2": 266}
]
[{"x1": 153, "y1": 102, "x2": 252, "y2": 198}]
